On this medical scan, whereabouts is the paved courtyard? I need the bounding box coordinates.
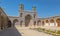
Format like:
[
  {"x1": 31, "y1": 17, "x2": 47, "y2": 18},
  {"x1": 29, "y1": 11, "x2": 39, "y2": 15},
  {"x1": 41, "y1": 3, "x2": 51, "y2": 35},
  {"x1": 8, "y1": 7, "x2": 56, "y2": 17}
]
[
  {"x1": 0, "y1": 25, "x2": 53, "y2": 36},
  {"x1": 15, "y1": 25, "x2": 53, "y2": 36}
]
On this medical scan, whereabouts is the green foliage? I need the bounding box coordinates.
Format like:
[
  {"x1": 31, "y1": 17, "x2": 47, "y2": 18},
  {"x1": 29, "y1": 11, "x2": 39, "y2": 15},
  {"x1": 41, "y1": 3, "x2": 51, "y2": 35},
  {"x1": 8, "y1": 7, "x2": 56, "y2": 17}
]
[
  {"x1": 33, "y1": 28, "x2": 57, "y2": 36},
  {"x1": 50, "y1": 31, "x2": 56, "y2": 33},
  {"x1": 32, "y1": 28, "x2": 60, "y2": 36},
  {"x1": 56, "y1": 30, "x2": 60, "y2": 34}
]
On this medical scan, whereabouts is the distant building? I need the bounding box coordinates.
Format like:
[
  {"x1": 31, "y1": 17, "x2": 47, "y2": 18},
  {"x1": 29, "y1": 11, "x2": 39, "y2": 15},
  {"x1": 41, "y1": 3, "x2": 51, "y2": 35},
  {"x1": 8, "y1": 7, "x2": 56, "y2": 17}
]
[
  {"x1": 0, "y1": 3, "x2": 60, "y2": 28},
  {"x1": 8, "y1": 3, "x2": 60, "y2": 27}
]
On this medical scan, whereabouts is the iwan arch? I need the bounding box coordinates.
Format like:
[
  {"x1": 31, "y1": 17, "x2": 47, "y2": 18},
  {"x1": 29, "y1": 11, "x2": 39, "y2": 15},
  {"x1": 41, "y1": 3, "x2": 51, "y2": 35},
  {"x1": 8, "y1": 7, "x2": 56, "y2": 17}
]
[{"x1": 7, "y1": 3, "x2": 60, "y2": 27}]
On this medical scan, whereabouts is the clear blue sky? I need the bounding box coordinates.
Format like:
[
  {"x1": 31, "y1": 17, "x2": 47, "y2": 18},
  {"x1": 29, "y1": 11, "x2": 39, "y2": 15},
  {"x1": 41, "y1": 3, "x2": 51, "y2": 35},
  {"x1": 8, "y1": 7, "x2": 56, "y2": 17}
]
[{"x1": 0, "y1": 0, "x2": 60, "y2": 18}]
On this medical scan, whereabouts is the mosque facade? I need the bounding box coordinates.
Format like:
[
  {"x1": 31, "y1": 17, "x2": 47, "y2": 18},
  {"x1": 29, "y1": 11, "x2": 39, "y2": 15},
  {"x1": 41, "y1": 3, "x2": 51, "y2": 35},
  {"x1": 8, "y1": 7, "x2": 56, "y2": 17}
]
[
  {"x1": 8, "y1": 3, "x2": 60, "y2": 27},
  {"x1": 0, "y1": 3, "x2": 60, "y2": 30}
]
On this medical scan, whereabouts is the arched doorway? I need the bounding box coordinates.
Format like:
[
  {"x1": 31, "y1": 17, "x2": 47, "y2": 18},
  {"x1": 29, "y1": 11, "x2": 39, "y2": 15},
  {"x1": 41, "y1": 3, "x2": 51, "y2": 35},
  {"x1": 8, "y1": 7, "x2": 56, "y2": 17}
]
[
  {"x1": 34, "y1": 21, "x2": 36, "y2": 26},
  {"x1": 37, "y1": 20, "x2": 41, "y2": 26},
  {"x1": 42, "y1": 21, "x2": 44, "y2": 26},
  {"x1": 25, "y1": 15, "x2": 31, "y2": 27},
  {"x1": 20, "y1": 21, "x2": 23, "y2": 27},
  {"x1": 56, "y1": 18, "x2": 60, "y2": 27},
  {"x1": 7, "y1": 20, "x2": 12, "y2": 28},
  {"x1": 46, "y1": 20, "x2": 49, "y2": 23},
  {"x1": 13, "y1": 19, "x2": 19, "y2": 26},
  {"x1": 45, "y1": 20, "x2": 49, "y2": 26},
  {"x1": 50, "y1": 19, "x2": 55, "y2": 26}
]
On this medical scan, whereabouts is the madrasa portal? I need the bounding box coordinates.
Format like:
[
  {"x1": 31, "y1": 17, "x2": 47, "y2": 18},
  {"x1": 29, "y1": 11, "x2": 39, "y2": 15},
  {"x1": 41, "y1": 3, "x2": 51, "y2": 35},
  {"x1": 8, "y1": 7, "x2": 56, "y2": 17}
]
[{"x1": 0, "y1": 3, "x2": 60, "y2": 29}]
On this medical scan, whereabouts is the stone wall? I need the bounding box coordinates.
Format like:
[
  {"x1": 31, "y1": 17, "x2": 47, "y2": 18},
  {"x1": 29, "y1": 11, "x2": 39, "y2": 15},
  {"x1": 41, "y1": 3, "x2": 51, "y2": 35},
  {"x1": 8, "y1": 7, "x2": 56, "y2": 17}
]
[
  {"x1": 38, "y1": 16, "x2": 60, "y2": 27},
  {"x1": 0, "y1": 7, "x2": 11, "y2": 30}
]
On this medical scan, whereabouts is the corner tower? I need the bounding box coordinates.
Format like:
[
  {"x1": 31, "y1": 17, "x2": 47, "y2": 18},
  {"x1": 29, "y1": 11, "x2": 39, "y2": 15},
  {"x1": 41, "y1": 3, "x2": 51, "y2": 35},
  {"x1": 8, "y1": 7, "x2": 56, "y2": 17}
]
[
  {"x1": 18, "y1": 3, "x2": 24, "y2": 17},
  {"x1": 19, "y1": 3, "x2": 24, "y2": 12},
  {"x1": 32, "y1": 6, "x2": 36, "y2": 12},
  {"x1": 32, "y1": 6, "x2": 36, "y2": 18}
]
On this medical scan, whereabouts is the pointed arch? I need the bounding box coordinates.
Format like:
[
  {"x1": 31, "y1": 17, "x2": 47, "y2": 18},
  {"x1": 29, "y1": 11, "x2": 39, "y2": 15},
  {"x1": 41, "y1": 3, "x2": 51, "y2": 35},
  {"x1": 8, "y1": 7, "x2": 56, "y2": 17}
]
[
  {"x1": 50, "y1": 19, "x2": 55, "y2": 26},
  {"x1": 25, "y1": 14, "x2": 32, "y2": 27},
  {"x1": 45, "y1": 20, "x2": 49, "y2": 26},
  {"x1": 34, "y1": 21, "x2": 36, "y2": 26},
  {"x1": 37, "y1": 20, "x2": 41, "y2": 26},
  {"x1": 46, "y1": 20, "x2": 49, "y2": 23},
  {"x1": 56, "y1": 18, "x2": 60, "y2": 27},
  {"x1": 42, "y1": 21, "x2": 44, "y2": 26},
  {"x1": 50, "y1": 19, "x2": 54, "y2": 23},
  {"x1": 13, "y1": 19, "x2": 19, "y2": 26},
  {"x1": 7, "y1": 20, "x2": 12, "y2": 28},
  {"x1": 20, "y1": 21, "x2": 23, "y2": 27}
]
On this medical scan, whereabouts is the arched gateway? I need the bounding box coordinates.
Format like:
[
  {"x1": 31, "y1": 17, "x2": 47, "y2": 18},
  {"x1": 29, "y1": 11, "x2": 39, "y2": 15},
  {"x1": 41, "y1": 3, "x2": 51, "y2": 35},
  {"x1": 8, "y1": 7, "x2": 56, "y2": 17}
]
[
  {"x1": 13, "y1": 19, "x2": 19, "y2": 26},
  {"x1": 37, "y1": 20, "x2": 41, "y2": 26},
  {"x1": 50, "y1": 19, "x2": 55, "y2": 26},
  {"x1": 7, "y1": 20, "x2": 12, "y2": 28},
  {"x1": 25, "y1": 15, "x2": 32, "y2": 27}
]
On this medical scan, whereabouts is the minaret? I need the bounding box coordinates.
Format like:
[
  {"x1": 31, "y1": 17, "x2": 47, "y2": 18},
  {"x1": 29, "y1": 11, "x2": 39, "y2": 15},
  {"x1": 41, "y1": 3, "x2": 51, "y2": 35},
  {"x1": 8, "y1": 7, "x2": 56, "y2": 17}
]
[
  {"x1": 32, "y1": 6, "x2": 37, "y2": 19},
  {"x1": 32, "y1": 6, "x2": 36, "y2": 12},
  {"x1": 19, "y1": 3, "x2": 24, "y2": 12},
  {"x1": 18, "y1": 3, "x2": 24, "y2": 17}
]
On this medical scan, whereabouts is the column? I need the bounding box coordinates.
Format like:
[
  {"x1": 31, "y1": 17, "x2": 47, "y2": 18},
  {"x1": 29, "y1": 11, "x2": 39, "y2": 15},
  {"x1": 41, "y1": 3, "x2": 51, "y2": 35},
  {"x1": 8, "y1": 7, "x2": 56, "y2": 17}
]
[
  {"x1": 48, "y1": 19, "x2": 50, "y2": 27},
  {"x1": 54, "y1": 19, "x2": 57, "y2": 27},
  {"x1": 40, "y1": 20, "x2": 43, "y2": 27}
]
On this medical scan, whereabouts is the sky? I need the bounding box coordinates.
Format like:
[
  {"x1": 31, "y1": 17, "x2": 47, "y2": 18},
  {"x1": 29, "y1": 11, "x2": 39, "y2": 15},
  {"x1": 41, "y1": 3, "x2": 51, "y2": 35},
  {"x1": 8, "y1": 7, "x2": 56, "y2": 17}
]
[{"x1": 0, "y1": 0, "x2": 60, "y2": 18}]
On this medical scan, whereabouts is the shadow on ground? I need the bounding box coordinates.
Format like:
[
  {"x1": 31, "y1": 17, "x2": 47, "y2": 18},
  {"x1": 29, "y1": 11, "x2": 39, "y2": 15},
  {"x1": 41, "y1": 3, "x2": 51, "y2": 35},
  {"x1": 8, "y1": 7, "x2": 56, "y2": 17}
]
[{"x1": 0, "y1": 27, "x2": 22, "y2": 36}]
